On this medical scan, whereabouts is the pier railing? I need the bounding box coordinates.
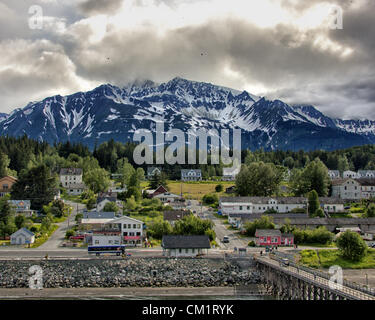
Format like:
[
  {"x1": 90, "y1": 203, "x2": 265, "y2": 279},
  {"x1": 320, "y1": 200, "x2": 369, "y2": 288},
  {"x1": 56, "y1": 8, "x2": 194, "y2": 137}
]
[{"x1": 269, "y1": 252, "x2": 375, "y2": 297}]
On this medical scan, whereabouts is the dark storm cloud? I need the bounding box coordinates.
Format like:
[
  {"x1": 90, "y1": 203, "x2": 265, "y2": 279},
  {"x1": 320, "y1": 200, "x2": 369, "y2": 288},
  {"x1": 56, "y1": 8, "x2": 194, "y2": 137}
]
[
  {"x1": 0, "y1": 0, "x2": 374, "y2": 120},
  {"x1": 79, "y1": 0, "x2": 124, "y2": 15}
]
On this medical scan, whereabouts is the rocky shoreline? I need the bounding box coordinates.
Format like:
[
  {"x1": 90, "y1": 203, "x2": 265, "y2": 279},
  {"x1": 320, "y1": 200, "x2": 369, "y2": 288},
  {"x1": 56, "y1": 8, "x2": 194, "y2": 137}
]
[{"x1": 0, "y1": 258, "x2": 263, "y2": 289}]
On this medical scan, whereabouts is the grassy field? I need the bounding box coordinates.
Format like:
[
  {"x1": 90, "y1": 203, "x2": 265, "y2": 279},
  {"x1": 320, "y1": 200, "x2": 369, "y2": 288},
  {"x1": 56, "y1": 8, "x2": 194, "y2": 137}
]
[
  {"x1": 299, "y1": 249, "x2": 375, "y2": 269},
  {"x1": 167, "y1": 181, "x2": 234, "y2": 200}
]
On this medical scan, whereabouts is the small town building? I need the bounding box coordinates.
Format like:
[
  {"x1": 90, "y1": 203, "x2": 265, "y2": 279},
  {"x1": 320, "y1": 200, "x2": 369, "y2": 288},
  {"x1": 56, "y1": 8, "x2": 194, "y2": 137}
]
[
  {"x1": 358, "y1": 170, "x2": 375, "y2": 178},
  {"x1": 181, "y1": 169, "x2": 202, "y2": 182},
  {"x1": 154, "y1": 192, "x2": 182, "y2": 204},
  {"x1": 0, "y1": 176, "x2": 17, "y2": 197},
  {"x1": 163, "y1": 210, "x2": 191, "y2": 225},
  {"x1": 228, "y1": 213, "x2": 253, "y2": 228},
  {"x1": 255, "y1": 229, "x2": 282, "y2": 246},
  {"x1": 319, "y1": 198, "x2": 345, "y2": 213},
  {"x1": 331, "y1": 178, "x2": 375, "y2": 200},
  {"x1": 225, "y1": 186, "x2": 236, "y2": 194},
  {"x1": 10, "y1": 228, "x2": 35, "y2": 245},
  {"x1": 80, "y1": 211, "x2": 117, "y2": 230},
  {"x1": 146, "y1": 185, "x2": 169, "y2": 198},
  {"x1": 328, "y1": 170, "x2": 340, "y2": 180},
  {"x1": 59, "y1": 168, "x2": 86, "y2": 195},
  {"x1": 162, "y1": 235, "x2": 211, "y2": 257},
  {"x1": 8, "y1": 200, "x2": 34, "y2": 217},
  {"x1": 105, "y1": 216, "x2": 144, "y2": 247},
  {"x1": 219, "y1": 197, "x2": 307, "y2": 216},
  {"x1": 343, "y1": 170, "x2": 359, "y2": 179},
  {"x1": 222, "y1": 167, "x2": 241, "y2": 181},
  {"x1": 147, "y1": 167, "x2": 162, "y2": 180}
]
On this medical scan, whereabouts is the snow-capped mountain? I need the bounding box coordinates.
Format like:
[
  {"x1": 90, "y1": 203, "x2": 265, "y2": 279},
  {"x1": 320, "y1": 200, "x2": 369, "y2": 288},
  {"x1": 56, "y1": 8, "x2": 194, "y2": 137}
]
[{"x1": 0, "y1": 77, "x2": 374, "y2": 151}]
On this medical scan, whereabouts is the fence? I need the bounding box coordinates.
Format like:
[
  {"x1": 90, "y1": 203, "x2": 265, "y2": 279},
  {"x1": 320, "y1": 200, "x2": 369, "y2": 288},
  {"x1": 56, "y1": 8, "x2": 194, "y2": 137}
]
[{"x1": 269, "y1": 253, "x2": 375, "y2": 297}]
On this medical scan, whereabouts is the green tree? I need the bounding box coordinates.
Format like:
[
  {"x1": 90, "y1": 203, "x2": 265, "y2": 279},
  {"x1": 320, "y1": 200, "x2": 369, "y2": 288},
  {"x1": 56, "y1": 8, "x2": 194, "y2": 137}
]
[
  {"x1": 149, "y1": 172, "x2": 168, "y2": 190},
  {"x1": 40, "y1": 213, "x2": 54, "y2": 232},
  {"x1": 11, "y1": 164, "x2": 59, "y2": 210},
  {"x1": 147, "y1": 219, "x2": 173, "y2": 240},
  {"x1": 103, "y1": 201, "x2": 120, "y2": 213},
  {"x1": 235, "y1": 162, "x2": 283, "y2": 197},
  {"x1": 202, "y1": 194, "x2": 219, "y2": 205},
  {"x1": 307, "y1": 190, "x2": 320, "y2": 217},
  {"x1": 336, "y1": 231, "x2": 367, "y2": 262},
  {"x1": 365, "y1": 203, "x2": 375, "y2": 218},
  {"x1": 84, "y1": 168, "x2": 110, "y2": 193},
  {"x1": 337, "y1": 155, "x2": 349, "y2": 175},
  {"x1": 292, "y1": 158, "x2": 330, "y2": 196},
  {"x1": 244, "y1": 216, "x2": 275, "y2": 237},
  {"x1": 14, "y1": 215, "x2": 26, "y2": 229},
  {"x1": 215, "y1": 184, "x2": 223, "y2": 192}
]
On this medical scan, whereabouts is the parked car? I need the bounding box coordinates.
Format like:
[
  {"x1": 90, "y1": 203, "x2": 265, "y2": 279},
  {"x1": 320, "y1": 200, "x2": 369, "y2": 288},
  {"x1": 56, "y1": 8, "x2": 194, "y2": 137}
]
[
  {"x1": 223, "y1": 236, "x2": 230, "y2": 243},
  {"x1": 370, "y1": 243, "x2": 375, "y2": 248}
]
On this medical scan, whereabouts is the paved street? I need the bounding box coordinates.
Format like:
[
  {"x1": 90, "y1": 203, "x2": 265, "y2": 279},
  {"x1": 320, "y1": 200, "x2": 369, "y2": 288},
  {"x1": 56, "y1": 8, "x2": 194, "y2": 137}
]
[{"x1": 37, "y1": 201, "x2": 86, "y2": 250}]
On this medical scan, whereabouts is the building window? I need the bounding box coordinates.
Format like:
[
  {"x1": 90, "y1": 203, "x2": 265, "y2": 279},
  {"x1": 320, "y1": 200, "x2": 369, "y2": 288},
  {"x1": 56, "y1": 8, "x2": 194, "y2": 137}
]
[
  {"x1": 114, "y1": 240, "x2": 119, "y2": 244},
  {"x1": 239, "y1": 206, "x2": 243, "y2": 210},
  {"x1": 128, "y1": 224, "x2": 131, "y2": 228},
  {"x1": 123, "y1": 224, "x2": 127, "y2": 229},
  {"x1": 133, "y1": 224, "x2": 136, "y2": 228},
  {"x1": 95, "y1": 240, "x2": 99, "y2": 244},
  {"x1": 108, "y1": 240, "x2": 113, "y2": 244},
  {"x1": 179, "y1": 249, "x2": 182, "y2": 253}
]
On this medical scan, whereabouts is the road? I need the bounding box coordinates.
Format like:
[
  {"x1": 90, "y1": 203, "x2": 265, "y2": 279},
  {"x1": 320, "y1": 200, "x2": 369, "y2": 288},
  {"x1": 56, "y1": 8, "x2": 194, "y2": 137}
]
[
  {"x1": 256, "y1": 254, "x2": 375, "y2": 300},
  {"x1": 37, "y1": 201, "x2": 86, "y2": 250}
]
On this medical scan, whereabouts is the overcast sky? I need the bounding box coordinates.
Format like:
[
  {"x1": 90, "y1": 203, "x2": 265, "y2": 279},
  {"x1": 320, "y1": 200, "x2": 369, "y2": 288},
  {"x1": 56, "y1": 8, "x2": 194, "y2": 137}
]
[{"x1": 1, "y1": 0, "x2": 374, "y2": 120}]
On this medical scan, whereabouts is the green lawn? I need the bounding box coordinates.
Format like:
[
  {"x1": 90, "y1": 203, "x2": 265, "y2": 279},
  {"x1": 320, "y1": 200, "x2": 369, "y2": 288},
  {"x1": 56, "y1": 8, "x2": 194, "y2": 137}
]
[{"x1": 299, "y1": 249, "x2": 375, "y2": 269}]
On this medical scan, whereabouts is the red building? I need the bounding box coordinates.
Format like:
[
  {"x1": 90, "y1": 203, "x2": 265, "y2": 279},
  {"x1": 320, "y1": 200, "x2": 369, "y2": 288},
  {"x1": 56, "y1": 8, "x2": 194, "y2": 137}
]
[{"x1": 255, "y1": 229, "x2": 294, "y2": 247}]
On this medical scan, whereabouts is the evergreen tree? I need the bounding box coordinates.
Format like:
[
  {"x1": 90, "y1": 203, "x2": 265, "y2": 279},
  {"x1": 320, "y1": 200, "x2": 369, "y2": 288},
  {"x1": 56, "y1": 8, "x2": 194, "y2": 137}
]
[
  {"x1": 307, "y1": 190, "x2": 320, "y2": 217},
  {"x1": 11, "y1": 164, "x2": 59, "y2": 210}
]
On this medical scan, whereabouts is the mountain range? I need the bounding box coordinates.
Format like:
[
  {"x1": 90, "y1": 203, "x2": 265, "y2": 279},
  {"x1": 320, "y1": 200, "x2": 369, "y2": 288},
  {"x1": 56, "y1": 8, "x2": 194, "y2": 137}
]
[{"x1": 1, "y1": 77, "x2": 374, "y2": 151}]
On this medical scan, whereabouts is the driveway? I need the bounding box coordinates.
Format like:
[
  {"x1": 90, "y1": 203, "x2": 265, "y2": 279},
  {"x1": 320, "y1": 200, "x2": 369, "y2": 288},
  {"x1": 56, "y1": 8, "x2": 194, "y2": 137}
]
[{"x1": 37, "y1": 201, "x2": 85, "y2": 250}]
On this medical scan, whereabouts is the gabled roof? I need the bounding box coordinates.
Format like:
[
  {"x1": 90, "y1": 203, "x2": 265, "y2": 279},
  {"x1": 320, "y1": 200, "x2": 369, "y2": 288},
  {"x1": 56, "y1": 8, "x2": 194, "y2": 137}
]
[
  {"x1": 162, "y1": 235, "x2": 211, "y2": 249},
  {"x1": 319, "y1": 197, "x2": 345, "y2": 204},
  {"x1": 60, "y1": 168, "x2": 83, "y2": 175},
  {"x1": 105, "y1": 216, "x2": 144, "y2": 224},
  {"x1": 83, "y1": 211, "x2": 117, "y2": 219},
  {"x1": 11, "y1": 227, "x2": 34, "y2": 237},
  {"x1": 220, "y1": 197, "x2": 307, "y2": 205},
  {"x1": 255, "y1": 229, "x2": 281, "y2": 237},
  {"x1": 0, "y1": 175, "x2": 17, "y2": 182}
]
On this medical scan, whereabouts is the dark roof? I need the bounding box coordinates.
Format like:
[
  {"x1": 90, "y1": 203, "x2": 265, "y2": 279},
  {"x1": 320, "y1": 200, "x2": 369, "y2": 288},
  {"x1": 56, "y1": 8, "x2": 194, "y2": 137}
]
[
  {"x1": 331, "y1": 178, "x2": 375, "y2": 186},
  {"x1": 228, "y1": 213, "x2": 253, "y2": 218},
  {"x1": 255, "y1": 229, "x2": 281, "y2": 237},
  {"x1": 60, "y1": 168, "x2": 83, "y2": 175},
  {"x1": 220, "y1": 197, "x2": 307, "y2": 204},
  {"x1": 83, "y1": 211, "x2": 117, "y2": 219},
  {"x1": 163, "y1": 210, "x2": 191, "y2": 222},
  {"x1": 162, "y1": 235, "x2": 211, "y2": 249},
  {"x1": 319, "y1": 197, "x2": 345, "y2": 204},
  {"x1": 282, "y1": 233, "x2": 294, "y2": 238}
]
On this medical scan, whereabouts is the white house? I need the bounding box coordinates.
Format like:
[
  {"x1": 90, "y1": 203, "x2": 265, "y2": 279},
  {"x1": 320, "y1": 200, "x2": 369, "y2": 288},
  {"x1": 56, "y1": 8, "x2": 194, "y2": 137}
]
[
  {"x1": 147, "y1": 167, "x2": 162, "y2": 180},
  {"x1": 8, "y1": 200, "x2": 34, "y2": 217},
  {"x1": 10, "y1": 228, "x2": 35, "y2": 245},
  {"x1": 222, "y1": 166, "x2": 241, "y2": 181},
  {"x1": 59, "y1": 168, "x2": 86, "y2": 195},
  {"x1": 96, "y1": 198, "x2": 123, "y2": 212},
  {"x1": 319, "y1": 198, "x2": 345, "y2": 213},
  {"x1": 181, "y1": 169, "x2": 202, "y2": 181},
  {"x1": 162, "y1": 235, "x2": 210, "y2": 257},
  {"x1": 219, "y1": 197, "x2": 307, "y2": 216},
  {"x1": 153, "y1": 192, "x2": 182, "y2": 204},
  {"x1": 358, "y1": 170, "x2": 375, "y2": 178},
  {"x1": 328, "y1": 170, "x2": 340, "y2": 180},
  {"x1": 343, "y1": 170, "x2": 359, "y2": 179},
  {"x1": 331, "y1": 178, "x2": 375, "y2": 200},
  {"x1": 105, "y1": 216, "x2": 144, "y2": 247}
]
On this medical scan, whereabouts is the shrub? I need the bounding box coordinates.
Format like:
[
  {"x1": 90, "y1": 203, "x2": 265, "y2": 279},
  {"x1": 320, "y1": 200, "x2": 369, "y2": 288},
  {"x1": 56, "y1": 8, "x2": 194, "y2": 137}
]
[
  {"x1": 336, "y1": 231, "x2": 368, "y2": 262},
  {"x1": 202, "y1": 194, "x2": 219, "y2": 205},
  {"x1": 248, "y1": 240, "x2": 256, "y2": 247},
  {"x1": 244, "y1": 216, "x2": 275, "y2": 237},
  {"x1": 215, "y1": 184, "x2": 223, "y2": 192}
]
